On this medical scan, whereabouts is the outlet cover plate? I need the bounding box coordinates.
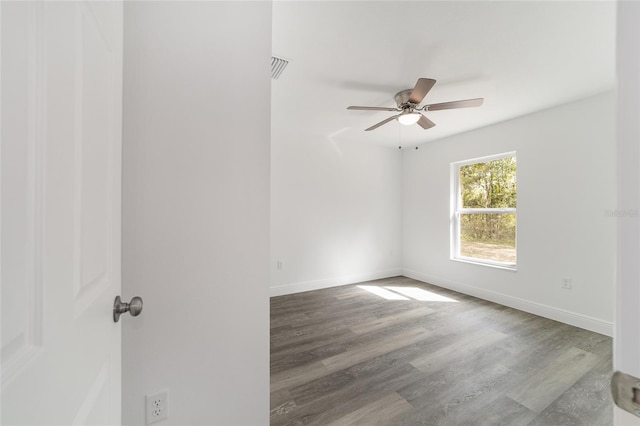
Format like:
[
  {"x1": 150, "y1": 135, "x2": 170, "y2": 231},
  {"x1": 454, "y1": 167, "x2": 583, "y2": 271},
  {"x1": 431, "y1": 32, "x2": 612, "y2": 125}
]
[{"x1": 145, "y1": 389, "x2": 169, "y2": 424}]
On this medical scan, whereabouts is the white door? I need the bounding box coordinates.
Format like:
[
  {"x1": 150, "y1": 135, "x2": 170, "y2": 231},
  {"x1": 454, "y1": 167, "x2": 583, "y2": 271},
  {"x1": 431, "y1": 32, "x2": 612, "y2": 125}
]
[
  {"x1": 1, "y1": 1, "x2": 123, "y2": 424},
  {"x1": 615, "y1": 1, "x2": 640, "y2": 425}
]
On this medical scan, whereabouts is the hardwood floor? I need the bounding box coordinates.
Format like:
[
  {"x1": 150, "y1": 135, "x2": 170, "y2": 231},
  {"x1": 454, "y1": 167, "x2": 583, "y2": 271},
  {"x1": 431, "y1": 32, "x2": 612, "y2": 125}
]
[{"x1": 270, "y1": 277, "x2": 613, "y2": 425}]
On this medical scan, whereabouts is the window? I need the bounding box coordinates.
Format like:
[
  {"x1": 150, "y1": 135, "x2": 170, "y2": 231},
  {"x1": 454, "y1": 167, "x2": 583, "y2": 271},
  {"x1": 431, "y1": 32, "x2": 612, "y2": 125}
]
[{"x1": 452, "y1": 153, "x2": 517, "y2": 269}]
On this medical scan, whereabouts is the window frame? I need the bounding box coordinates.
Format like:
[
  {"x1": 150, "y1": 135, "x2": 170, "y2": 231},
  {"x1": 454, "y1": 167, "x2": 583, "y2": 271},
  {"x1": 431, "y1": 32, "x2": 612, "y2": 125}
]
[{"x1": 450, "y1": 152, "x2": 517, "y2": 270}]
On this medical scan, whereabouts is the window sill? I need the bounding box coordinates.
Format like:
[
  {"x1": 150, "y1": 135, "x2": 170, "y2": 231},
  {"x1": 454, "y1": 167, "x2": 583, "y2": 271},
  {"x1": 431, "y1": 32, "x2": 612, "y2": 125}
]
[{"x1": 451, "y1": 256, "x2": 517, "y2": 272}]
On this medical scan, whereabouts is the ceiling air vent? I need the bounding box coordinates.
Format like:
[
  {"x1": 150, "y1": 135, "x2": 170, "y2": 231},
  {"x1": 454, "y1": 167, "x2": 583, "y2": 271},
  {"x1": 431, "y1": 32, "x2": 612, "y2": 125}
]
[{"x1": 271, "y1": 56, "x2": 289, "y2": 80}]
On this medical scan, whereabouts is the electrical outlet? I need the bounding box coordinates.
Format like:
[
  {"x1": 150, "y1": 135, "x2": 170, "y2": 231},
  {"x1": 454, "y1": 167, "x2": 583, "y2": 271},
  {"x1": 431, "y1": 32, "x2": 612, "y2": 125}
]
[
  {"x1": 277, "y1": 260, "x2": 283, "y2": 270},
  {"x1": 145, "y1": 390, "x2": 169, "y2": 424},
  {"x1": 562, "y1": 278, "x2": 573, "y2": 289}
]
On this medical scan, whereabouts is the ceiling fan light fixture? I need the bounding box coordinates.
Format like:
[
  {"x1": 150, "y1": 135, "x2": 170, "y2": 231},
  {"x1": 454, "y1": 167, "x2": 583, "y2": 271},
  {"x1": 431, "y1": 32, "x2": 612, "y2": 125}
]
[{"x1": 397, "y1": 112, "x2": 421, "y2": 126}]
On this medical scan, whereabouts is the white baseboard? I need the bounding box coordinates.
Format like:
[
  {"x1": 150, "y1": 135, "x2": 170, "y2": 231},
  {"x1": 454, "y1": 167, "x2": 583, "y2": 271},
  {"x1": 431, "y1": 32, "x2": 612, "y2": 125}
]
[
  {"x1": 269, "y1": 268, "x2": 403, "y2": 297},
  {"x1": 402, "y1": 269, "x2": 613, "y2": 337}
]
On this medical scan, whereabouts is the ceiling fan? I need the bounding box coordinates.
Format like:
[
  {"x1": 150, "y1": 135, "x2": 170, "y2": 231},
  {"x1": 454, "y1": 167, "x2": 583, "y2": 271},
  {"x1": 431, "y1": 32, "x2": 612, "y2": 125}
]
[{"x1": 347, "y1": 78, "x2": 484, "y2": 131}]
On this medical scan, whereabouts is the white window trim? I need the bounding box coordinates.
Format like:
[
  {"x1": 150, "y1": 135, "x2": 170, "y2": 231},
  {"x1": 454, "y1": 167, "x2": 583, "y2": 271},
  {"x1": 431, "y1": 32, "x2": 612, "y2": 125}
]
[{"x1": 450, "y1": 152, "x2": 517, "y2": 270}]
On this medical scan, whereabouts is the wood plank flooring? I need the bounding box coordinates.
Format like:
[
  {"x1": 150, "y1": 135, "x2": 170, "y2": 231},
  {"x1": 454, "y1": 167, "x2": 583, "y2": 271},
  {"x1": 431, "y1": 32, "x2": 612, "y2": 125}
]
[{"x1": 270, "y1": 276, "x2": 613, "y2": 425}]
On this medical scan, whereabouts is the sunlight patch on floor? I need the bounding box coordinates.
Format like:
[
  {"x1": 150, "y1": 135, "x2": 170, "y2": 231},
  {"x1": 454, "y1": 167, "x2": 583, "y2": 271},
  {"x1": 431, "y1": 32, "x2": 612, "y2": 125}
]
[
  {"x1": 357, "y1": 285, "x2": 458, "y2": 302},
  {"x1": 385, "y1": 286, "x2": 458, "y2": 302},
  {"x1": 357, "y1": 285, "x2": 410, "y2": 300}
]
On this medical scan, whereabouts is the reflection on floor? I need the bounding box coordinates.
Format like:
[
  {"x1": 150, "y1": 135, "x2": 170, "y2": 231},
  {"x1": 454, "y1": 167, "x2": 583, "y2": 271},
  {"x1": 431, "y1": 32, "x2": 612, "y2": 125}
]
[{"x1": 270, "y1": 276, "x2": 613, "y2": 425}]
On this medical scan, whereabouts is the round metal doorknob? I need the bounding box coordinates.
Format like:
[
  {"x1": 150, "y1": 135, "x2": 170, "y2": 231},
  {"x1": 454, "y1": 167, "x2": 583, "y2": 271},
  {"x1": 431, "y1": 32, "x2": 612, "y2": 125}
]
[{"x1": 113, "y1": 296, "x2": 144, "y2": 323}]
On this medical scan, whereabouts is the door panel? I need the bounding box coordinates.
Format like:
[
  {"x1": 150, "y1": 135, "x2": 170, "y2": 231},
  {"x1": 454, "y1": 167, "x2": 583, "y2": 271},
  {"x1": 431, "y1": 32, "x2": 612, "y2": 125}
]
[
  {"x1": 1, "y1": 2, "x2": 123, "y2": 424},
  {"x1": 74, "y1": 1, "x2": 118, "y2": 319},
  {"x1": 615, "y1": 1, "x2": 640, "y2": 424},
  {"x1": 1, "y1": 0, "x2": 44, "y2": 386}
]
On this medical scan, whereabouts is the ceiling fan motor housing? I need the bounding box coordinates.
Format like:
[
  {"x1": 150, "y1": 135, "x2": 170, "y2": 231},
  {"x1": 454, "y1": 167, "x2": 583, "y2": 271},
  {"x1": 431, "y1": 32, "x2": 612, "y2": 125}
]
[{"x1": 394, "y1": 89, "x2": 417, "y2": 110}]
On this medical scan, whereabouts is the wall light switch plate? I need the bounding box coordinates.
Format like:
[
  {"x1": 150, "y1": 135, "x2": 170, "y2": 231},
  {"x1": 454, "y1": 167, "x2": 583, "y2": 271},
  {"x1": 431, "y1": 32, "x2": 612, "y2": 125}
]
[{"x1": 145, "y1": 389, "x2": 169, "y2": 424}]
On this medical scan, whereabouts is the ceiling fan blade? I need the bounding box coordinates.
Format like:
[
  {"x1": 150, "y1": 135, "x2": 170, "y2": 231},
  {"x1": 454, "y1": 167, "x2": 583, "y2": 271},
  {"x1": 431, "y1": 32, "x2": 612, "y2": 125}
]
[
  {"x1": 417, "y1": 114, "x2": 436, "y2": 130},
  {"x1": 347, "y1": 106, "x2": 399, "y2": 112},
  {"x1": 408, "y1": 78, "x2": 437, "y2": 104},
  {"x1": 426, "y1": 98, "x2": 484, "y2": 111},
  {"x1": 365, "y1": 115, "x2": 400, "y2": 131}
]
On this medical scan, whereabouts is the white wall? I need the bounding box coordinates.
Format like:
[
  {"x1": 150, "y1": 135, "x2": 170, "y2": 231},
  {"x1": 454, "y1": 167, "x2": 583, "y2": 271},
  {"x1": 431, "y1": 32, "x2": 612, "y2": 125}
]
[
  {"x1": 122, "y1": 2, "x2": 270, "y2": 425},
  {"x1": 402, "y1": 93, "x2": 616, "y2": 335},
  {"x1": 270, "y1": 129, "x2": 402, "y2": 296}
]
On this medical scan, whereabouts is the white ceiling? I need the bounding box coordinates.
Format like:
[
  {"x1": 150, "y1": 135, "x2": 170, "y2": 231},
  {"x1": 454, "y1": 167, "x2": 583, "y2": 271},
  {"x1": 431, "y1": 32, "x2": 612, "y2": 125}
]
[{"x1": 272, "y1": 1, "x2": 616, "y2": 148}]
